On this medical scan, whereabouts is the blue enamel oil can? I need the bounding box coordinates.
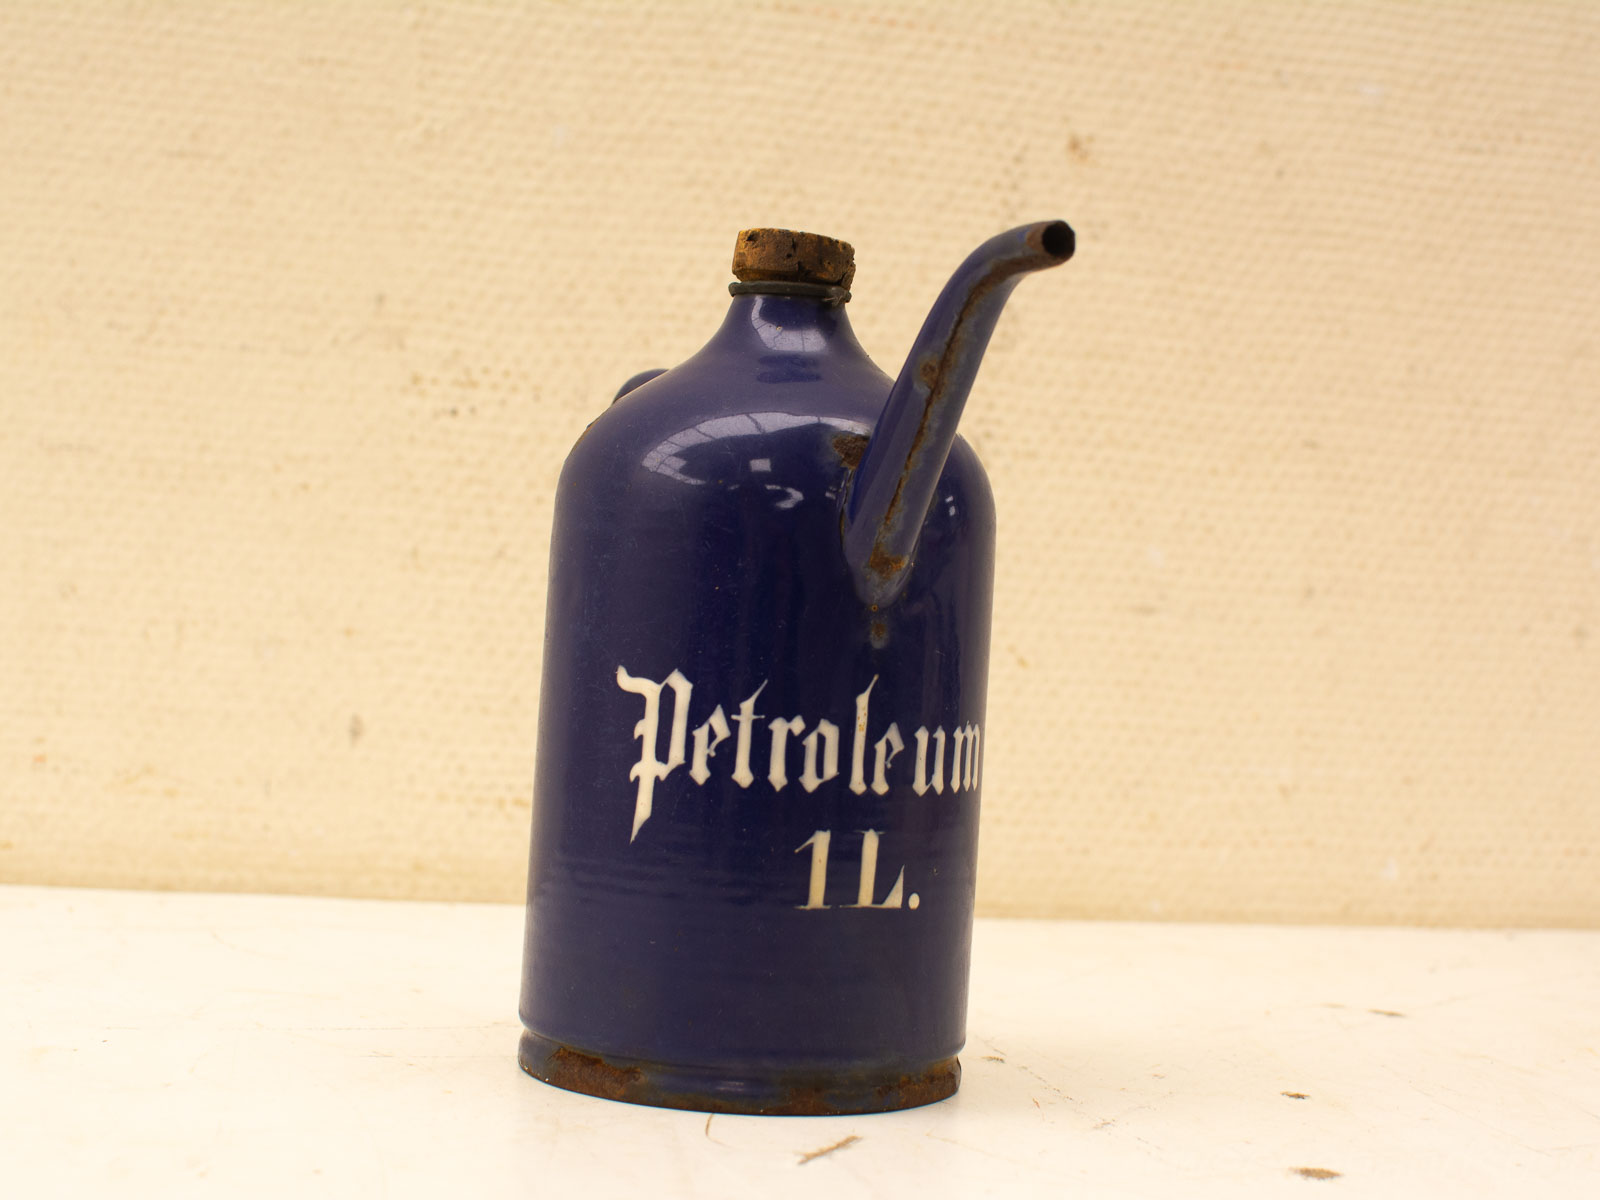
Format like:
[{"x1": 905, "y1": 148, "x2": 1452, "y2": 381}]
[{"x1": 519, "y1": 222, "x2": 1074, "y2": 1114}]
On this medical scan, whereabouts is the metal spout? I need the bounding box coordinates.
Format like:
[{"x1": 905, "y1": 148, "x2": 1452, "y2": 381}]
[{"x1": 842, "y1": 220, "x2": 1074, "y2": 606}]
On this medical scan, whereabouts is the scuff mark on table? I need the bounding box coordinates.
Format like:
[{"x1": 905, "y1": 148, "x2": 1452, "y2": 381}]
[{"x1": 798, "y1": 1134, "x2": 860, "y2": 1165}]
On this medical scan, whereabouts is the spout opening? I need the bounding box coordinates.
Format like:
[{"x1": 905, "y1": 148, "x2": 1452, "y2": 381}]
[{"x1": 1040, "y1": 220, "x2": 1074, "y2": 261}]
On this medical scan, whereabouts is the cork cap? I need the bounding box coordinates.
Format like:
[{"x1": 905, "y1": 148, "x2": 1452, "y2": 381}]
[{"x1": 732, "y1": 228, "x2": 855, "y2": 290}]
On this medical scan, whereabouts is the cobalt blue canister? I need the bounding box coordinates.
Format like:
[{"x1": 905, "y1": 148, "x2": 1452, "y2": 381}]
[{"x1": 519, "y1": 222, "x2": 1073, "y2": 1114}]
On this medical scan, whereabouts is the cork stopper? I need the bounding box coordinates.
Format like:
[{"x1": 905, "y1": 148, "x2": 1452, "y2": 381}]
[{"x1": 732, "y1": 229, "x2": 855, "y2": 291}]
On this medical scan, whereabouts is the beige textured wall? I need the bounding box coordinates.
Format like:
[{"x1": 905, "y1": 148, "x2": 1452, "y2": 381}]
[{"x1": 3, "y1": 2, "x2": 1597, "y2": 925}]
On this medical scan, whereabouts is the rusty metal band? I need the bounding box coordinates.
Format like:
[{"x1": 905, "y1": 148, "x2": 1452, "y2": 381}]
[{"x1": 518, "y1": 1030, "x2": 958, "y2": 1116}]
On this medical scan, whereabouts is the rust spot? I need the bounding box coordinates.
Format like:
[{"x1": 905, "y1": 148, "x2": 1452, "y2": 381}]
[
  {"x1": 1293, "y1": 1167, "x2": 1342, "y2": 1180},
  {"x1": 865, "y1": 545, "x2": 908, "y2": 582},
  {"x1": 831, "y1": 432, "x2": 869, "y2": 469},
  {"x1": 543, "y1": 1045, "x2": 644, "y2": 1103},
  {"x1": 869, "y1": 617, "x2": 888, "y2": 648},
  {"x1": 918, "y1": 355, "x2": 939, "y2": 387},
  {"x1": 776, "y1": 1087, "x2": 839, "y2": 1116},
  {"x1": 878, "y1": 1064, "x2": 960, "y2": 1110}
]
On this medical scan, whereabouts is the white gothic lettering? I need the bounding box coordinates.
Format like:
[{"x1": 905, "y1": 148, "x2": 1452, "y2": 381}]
[{"x1": 616, "y1": 667, "x2": 981, "y2": 838}]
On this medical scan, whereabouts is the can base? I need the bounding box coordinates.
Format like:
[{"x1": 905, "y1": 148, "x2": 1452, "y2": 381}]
[{"x1": 517, "y1": 1029, "x2": 960, "y2": 1115}]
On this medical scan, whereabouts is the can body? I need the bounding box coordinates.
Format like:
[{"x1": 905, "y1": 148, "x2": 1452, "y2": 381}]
[{"x1": 519, "y1": 295, "x2": 995, "y2": 1113}]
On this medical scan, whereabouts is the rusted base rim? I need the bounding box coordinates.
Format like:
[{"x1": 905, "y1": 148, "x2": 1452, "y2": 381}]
[{"x1": 518, "y1": 1030, "x2": 960, "y2": 1116}]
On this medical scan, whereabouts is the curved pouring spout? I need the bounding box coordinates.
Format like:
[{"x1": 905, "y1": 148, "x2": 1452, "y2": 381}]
[{"x1": 842, "y1": 220, "x2": 1074, "y2": 607}]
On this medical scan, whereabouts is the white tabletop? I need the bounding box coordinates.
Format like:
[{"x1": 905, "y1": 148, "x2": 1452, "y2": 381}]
[{"x1": 4, "y1": 885, "x2": 1597, "y2": 1198}]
